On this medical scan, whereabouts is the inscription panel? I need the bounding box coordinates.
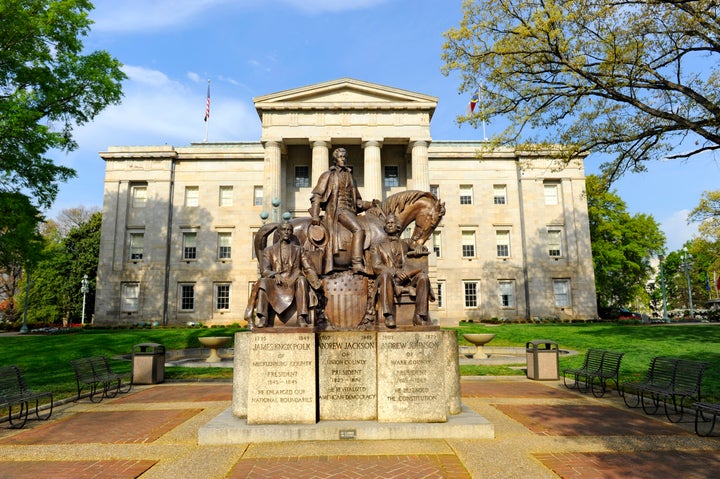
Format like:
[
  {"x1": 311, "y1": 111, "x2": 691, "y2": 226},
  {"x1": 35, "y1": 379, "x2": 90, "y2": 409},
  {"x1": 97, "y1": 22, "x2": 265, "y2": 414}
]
[
  {"x1": 318, "y1": 331, "x2": 377, "y2": 420},
  {"x1": 232, "y1": 332, "x2": 250, "y2": 418},
  {"x1": 377, "y1": 331, "x2": 446, "y2": 422},
  {"x1": 247, "y1": 333, "x2": 316, "y2": 424}
]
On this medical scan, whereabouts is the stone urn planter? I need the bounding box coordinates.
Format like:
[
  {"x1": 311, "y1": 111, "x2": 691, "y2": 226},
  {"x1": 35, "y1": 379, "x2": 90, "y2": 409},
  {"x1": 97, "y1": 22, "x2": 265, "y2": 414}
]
[
  {"x1": 462, "y1": 333, "x2": 496, "y2": 359},
  {"x1": 198, "y1": 336, "x2": 232, "y2": 363}
]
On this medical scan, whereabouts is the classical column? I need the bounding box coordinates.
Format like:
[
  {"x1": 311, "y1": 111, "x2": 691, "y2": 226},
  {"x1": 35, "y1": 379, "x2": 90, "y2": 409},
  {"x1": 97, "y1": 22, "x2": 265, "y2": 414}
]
[
  {"x1": 410, "y1": 139, "x2": 430, "y2": 192},
  {"x1": 263, "y1": 140, "x2": 282, "y2": 213},
  {"x1": 362, "y1": 139, "x2": 383, "y2": 201},
  {"x1": 310, "y1": 139, "x2": 330, "y2": 186}
]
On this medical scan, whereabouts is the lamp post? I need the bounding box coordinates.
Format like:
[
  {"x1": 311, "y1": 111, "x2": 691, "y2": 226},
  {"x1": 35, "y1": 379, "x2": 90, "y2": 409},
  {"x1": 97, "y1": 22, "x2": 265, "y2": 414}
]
[
  {"x1": 658, "y1": 255, "x2": 669, "y2": 323},
  {"x1": 271, "y1": 198, "x2": 281, "y2": 223},
  {"x1": 80, "y1": 274, "x2": 89, "y2": 326},
  {"x1": 20, "y1": 270, "x2": 30, "y2": 334},
  {"x1": 682, "y1": 249, "x2": 695, "y2": 319}
]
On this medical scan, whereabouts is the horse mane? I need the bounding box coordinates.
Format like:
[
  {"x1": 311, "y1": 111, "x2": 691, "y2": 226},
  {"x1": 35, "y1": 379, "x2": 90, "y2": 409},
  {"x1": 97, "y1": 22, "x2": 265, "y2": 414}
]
[{"x1": 380, "y1": 190, "x2": 435, "y2": 218}]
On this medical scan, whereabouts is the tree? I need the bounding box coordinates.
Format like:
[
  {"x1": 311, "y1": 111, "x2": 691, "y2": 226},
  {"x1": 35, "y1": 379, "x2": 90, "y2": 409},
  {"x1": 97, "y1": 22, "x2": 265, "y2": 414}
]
[
  {"x1": 442, "y1": 0, "x2": 720, "y2": 181},
  {"x1": 55, "y1": 205, "x2": 100, "y2": 237},
  {"x1": 21, "y1": 211, "x2": 102, "y2": 326},
  {"x1": 586, "y1": 175, "x2": 666, "y2": 310},
  {"x1": 0, "y1": 0, "x2": 125, "y2": 208},
  {"x1": 688, "y1": 190, "x2": 720, "y2": 240},
  {"x1": 656, "y1": 250, "x2": 684, "y2": 311},
  {"x1": 21, "y1": 239, "x2": 69, "y2": 325},
  {"x1": 0, "y1": 192, "x2": 44, "y2": 323},
  {"x1": 686, "y1": 238, "x2": 720, "y2": 302}
]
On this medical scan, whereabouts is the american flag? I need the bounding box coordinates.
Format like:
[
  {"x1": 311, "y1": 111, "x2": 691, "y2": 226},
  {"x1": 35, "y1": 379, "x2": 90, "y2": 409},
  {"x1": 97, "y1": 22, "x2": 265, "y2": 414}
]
[{"x1": 204, "y1": 81, "x2": 211, "y2": 122}]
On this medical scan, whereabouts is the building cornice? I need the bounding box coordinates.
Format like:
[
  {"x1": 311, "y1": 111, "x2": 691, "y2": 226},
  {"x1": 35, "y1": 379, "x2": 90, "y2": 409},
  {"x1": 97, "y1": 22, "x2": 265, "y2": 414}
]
[{"x1": 254, "y1": 78, "x2": 438, "y2": 119}]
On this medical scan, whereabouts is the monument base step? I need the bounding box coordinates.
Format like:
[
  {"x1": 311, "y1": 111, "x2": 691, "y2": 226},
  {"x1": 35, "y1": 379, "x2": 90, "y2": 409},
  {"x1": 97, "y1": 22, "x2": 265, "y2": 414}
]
[{"x1": 198, "y1": 404, "x2": 493, "y2": 444}]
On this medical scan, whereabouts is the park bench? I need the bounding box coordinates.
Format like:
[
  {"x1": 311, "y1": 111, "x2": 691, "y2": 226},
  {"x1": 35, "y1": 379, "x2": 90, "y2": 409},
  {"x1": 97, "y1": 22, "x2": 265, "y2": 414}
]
[
  {"x1": 621, "y1": 356, "x2": 707, "y2": 422},
  {"x1": 563, "y1": 349, "x2": 604, "y2": 393},
  {"x1": 563, "y1": 349, "x2": 625, "y2": 398},
  {"x1": 693, "y1": 402, "x2": 720, "y2": 437},
  {"x1": 92, "y1": 356, "x2": 132, "y2": 394},
  {"x1": 0, "y1": 365, "x2": 53, "y2": 428},
  {"x1": 70, "y1": 356, "x2": 132, "y2": 403}
]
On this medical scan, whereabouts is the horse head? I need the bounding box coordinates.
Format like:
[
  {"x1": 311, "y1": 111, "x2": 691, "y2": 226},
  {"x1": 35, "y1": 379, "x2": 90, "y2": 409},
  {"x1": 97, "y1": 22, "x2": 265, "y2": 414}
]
[{"x1": 379, "y1": 190, "x2": 445, "y2": 252}]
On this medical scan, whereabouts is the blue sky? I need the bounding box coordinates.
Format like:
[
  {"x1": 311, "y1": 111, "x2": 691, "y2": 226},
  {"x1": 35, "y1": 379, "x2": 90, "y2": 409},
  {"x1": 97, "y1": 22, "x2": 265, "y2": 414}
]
[{"x1": 48, "y1": 0, "x2": 719, "y2": 252}]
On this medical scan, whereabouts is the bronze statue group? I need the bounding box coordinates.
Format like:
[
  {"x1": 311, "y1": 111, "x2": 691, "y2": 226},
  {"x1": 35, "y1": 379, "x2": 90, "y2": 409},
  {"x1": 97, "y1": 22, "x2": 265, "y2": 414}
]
[{"x1": 245, "y1": 148, "x2": 444, "y2": 331}]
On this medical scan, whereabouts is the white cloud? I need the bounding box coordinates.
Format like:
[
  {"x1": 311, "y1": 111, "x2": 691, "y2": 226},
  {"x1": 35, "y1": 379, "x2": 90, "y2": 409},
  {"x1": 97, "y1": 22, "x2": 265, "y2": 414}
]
[
  {"x1": 246, "y1": 54, "x2": 280, "y2": 74},
  {"x1": 91, "y1": 0, "x2": 234, "y2": 32},
  {"x1": 46, "y1": 66, "x2": 260, "y2": 217},
  {"x1": 91, "y1": 0, "x2": 390, "y2": 32},
  {"x1": 281, "y1": 0, "x2": 389, "y2": 13},
  {"x1": 60, "y1": 66, "x2": 260, "y2": 164},
  {"x1": 661, "y1": 209, "x2": 698, "y2": 252},
  {"x1": 186, "y1": 72, "x2": 204, "y2": 84},
  {"x1": 122, "y1": 65, "x2": 178, "y2": 88},
  {"x1": 217, "y1": 75, "x2": 243, "y2": 87}
]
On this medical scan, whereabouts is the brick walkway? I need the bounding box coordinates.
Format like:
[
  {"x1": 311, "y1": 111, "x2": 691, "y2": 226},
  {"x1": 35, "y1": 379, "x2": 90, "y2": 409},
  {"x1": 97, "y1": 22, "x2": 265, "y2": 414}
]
[
  {"x1": 0, "y1": 460, "x2": 157, "y2": 479},
  {"x1": 227, "y1": 455, "x2": 470, "y2": 479},
  {"x1": 535, "y1": 450, "x2": 720, "y2": 479},
  {"x1": 495, "y1": 404, "x2": 691, "y2": 436},
  {"x1": 0, "y1": 379, "x2": 718, "y2": 478}
]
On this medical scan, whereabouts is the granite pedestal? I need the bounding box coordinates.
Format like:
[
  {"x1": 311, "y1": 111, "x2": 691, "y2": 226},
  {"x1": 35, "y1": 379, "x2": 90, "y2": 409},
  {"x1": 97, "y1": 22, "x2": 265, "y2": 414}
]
[{"x1": 200, "y1": 330, "x2": 493, "y2": 442}]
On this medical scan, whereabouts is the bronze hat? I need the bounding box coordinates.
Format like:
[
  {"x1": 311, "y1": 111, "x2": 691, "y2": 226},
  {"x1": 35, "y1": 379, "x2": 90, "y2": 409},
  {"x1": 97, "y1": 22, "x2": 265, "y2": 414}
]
[{"x1": 308, "y1": 224, "x2": 326, "y2": 243}]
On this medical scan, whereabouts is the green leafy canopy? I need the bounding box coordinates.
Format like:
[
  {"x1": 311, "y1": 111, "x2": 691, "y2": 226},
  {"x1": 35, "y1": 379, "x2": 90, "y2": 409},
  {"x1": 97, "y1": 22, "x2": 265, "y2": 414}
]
[
  {"x1": 586, "y1": 175, "x2": 665, "y2": 308},
  {"x1": 0, "y1": 0, "x2": 126, "y2": 208},
  {"x1": 442, "y1": 0, "x2": 720, "y2": 182},
  {"x1": 689, "y1": 189, "x2": 720, "y2": 239}
]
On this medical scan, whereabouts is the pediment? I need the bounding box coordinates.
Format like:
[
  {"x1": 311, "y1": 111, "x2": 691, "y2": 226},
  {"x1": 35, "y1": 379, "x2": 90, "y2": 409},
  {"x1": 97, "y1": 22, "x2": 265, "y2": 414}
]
[{"x1": 254, "y1": 78, "x2": 437, "y2": 115}]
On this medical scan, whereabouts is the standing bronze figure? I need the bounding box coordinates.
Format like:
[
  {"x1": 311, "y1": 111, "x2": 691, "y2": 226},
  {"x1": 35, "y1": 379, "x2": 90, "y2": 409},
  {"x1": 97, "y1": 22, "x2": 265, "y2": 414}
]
[
  {"x1": 250, "y1": 144, "x2": 445, "y2": 330},
  {"x1": 309, "y1": 147, "x2": 378, "y2": 274}
]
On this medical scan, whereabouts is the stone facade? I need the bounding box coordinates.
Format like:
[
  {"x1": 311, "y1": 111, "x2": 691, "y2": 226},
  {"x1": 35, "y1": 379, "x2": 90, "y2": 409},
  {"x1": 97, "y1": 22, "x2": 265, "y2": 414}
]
[{"x1": 94, "y1": 78, "x2": 597, "y2": 327}]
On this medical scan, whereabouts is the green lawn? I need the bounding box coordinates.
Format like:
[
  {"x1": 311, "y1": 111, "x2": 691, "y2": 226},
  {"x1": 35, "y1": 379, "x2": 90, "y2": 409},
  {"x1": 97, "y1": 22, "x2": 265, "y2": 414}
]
[
  {"x1": 455, "y1": 321, "x2": 720, "y2": 401},
  {"x1": 0, "y1": 327, "x2": 239, "y2": 401},
  {"x1": 2, "y1": 322, "x2": 719, "y2": 404}
]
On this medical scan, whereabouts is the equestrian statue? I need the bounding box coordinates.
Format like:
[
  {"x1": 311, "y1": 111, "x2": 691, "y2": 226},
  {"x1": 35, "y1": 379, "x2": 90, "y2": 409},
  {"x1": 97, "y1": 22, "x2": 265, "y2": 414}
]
[{"x1": 246, "y1": 148, "x2": 445, "y2": 331}]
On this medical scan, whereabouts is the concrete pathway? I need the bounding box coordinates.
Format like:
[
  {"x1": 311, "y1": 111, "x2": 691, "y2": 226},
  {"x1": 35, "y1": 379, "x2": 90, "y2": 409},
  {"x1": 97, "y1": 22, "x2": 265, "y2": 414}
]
[{"x1": 1, "y1": 377, "x2": 719, "y2": 478}]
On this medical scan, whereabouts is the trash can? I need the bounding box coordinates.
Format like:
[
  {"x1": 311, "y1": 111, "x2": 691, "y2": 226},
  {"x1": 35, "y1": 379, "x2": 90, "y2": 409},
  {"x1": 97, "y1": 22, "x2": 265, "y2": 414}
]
[
  {"x1": 132, "y1": 343, "x2": 165, "y2": 384},
  {"x1": 526, "y1": 339, "x2": 559, "y2": 380}
]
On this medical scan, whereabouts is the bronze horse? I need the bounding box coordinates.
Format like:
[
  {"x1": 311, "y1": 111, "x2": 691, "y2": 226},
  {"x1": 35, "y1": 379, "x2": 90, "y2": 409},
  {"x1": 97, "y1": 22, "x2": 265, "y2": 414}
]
[{"x1": 253, "y1": 190, "x2": 445, "y2": 274}]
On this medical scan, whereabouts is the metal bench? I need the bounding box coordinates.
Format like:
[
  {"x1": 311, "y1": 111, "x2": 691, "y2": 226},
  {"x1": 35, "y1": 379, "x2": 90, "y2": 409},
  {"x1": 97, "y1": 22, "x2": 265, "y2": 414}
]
[
  {"x1": 0, "y1": 365, "x2": 53, "y2": 428},
  {"x1": 592, "y1": 350, "x2": 625, "y2": 398},
  {"x1": 90, "y1": 356, "x2": 132, "y2": 395},
  {"x1": 694, "y1": 402, "x2": 720, "y2": 436},
  {"x1": 622, "y1": 356, "x2": 707, "y2": 422},
  {"x1": 563, "y1": 349, "x2": 625, "y2": 397},
  {"x1": 563, "y1": 348, "x2": 605, "y2": 393},
  {"x1": 70, "y1": 356, "x2": 132, "y2": 403}
]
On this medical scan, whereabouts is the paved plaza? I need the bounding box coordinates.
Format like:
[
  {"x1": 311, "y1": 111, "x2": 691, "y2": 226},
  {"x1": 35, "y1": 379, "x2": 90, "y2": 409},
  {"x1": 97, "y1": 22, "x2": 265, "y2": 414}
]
[{"x1": 1, "y1": 377, "x2": 719, "y2": 478}]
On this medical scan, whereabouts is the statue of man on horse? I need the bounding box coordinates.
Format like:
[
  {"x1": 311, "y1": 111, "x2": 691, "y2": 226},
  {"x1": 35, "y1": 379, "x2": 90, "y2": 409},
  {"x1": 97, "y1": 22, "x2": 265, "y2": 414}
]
[
  {"x1": 309, "y1": 147, "x2": 379, "y2": 275},
  {"x1": 248, "y1": 147, "x2": 445, "y2": 330}
]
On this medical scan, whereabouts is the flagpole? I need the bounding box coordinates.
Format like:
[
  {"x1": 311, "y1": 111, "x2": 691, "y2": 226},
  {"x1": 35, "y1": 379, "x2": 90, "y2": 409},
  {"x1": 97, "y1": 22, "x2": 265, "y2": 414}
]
[
  {"x1": 203, "y1": 79, "x2": 210, "y2": 142},
  {"x1": 708, "y1": 271, "x2": 713, "y2": 300},
  {"x1": 467, "y1": 87, "x2": 487, "y2": 142},
  {"x1": 479, "y1": 87, "x2": 487, "y2": 142}
]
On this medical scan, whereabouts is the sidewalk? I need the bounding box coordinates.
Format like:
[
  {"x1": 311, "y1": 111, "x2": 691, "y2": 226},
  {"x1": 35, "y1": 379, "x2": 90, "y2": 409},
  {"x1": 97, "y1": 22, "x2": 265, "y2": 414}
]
[{"x1": 1, "y1": 377, "x2": 719, "y2": 478}]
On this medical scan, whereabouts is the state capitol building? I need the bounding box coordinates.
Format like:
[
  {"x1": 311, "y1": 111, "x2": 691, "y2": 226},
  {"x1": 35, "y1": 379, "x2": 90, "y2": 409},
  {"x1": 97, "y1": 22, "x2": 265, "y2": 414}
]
[{"x1": 94, "y1": 78, "x2": 598, "y2": 327}]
